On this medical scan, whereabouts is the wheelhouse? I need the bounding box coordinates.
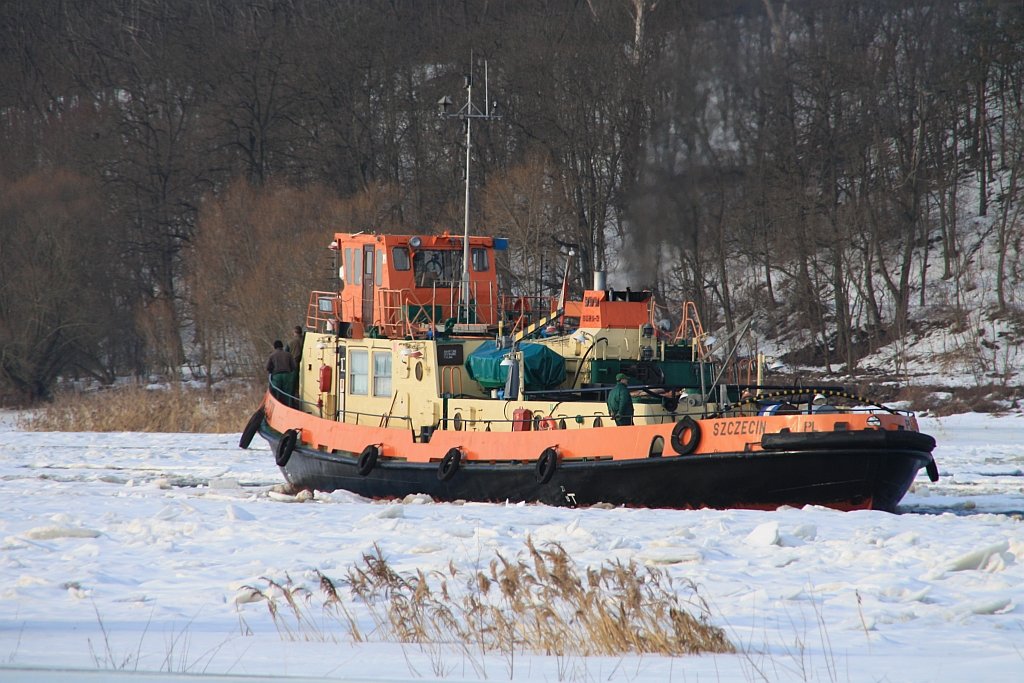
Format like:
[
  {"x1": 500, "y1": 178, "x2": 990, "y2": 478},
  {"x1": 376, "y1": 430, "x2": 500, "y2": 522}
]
[{"x1": 309, "y1": 232, "x2": 508, "y2": 339}]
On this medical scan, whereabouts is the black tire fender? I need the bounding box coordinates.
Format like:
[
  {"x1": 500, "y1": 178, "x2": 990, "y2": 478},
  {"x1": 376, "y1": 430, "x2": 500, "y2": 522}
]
[
  {"x1": 438, "y1": 447, "x2": 462, "y2": 481},
  {"x1": 536, "y1": 447, "x2": 558, "y2": 484},
  {"x1": 357, "y1": 444, "x2": 380, "y2": 476},
  {"x1": 275, "y1": 429, "x2": 298, "y2": 467},
  {"x1": 925, "y1": 457, "x2": 939, "y2": 482},
  {"x1": 670, "y1": 416, "x2": 701, "y2": 455},
  {"x1": 238, "y1": 407, "x2": 265, "y2": 449}
]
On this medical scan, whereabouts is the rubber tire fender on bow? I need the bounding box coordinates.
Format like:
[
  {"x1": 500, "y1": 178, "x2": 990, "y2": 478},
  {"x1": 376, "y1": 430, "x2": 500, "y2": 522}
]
[
  {"x1": 275, "y1": 429, "x2": 298, "y2": 467},
  {"x1": 670, "y1": 416, "x2": 701, "y2": 455},
  {"x1": 438, "y1": 447, "x2": 462, "y2": 481},
  {"x1": 357, "y1": 444, "x2": 380, "y2": 476},
  {"x1": 536, "y1": 447, "x2": 558, "y2": 484},
  {"x1": 238, "y1": 407, "x2": 265, "y2": 449}
]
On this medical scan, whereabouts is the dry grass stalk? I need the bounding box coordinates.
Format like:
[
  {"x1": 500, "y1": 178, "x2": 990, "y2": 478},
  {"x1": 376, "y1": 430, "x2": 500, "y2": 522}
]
[
  {"x1": 244, "y1": 574, "x2": 335, "y2": 643},
  {"x1": 249, "y1": 541, "x2": 734, "y2": 657},
  {"x1": 17, "y1": 382, "x2": 263, "y2": 433}
]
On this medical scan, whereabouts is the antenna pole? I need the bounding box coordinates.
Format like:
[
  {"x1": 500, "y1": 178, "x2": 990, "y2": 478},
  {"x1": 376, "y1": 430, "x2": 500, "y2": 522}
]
[
  {"x1": 462, "y1": 76, "x2": 472, "y2": 321},
  {"x1": 439, "y1": 60, "x2": 501, "y2": 324}
]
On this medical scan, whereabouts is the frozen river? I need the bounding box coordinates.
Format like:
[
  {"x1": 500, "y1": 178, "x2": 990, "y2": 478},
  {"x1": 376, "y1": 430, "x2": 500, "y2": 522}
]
[{"x1": 1, "y1": 413, "x2": 1022, "y2": 682}]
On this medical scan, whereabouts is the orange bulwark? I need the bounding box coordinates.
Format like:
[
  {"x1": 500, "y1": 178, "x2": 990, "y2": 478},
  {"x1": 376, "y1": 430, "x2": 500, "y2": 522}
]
[{"x1": 265, "y1": 393, "x2": 919, "y2": 465}]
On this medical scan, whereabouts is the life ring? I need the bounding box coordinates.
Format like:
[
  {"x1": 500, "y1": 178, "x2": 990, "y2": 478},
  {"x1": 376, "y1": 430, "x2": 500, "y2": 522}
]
[
  {"x1": 536, "y1": 447, "x2": 558, "y2": 484},
  {"x1": 357, "y1": 444, "x2": 380, "y2": 476},
  {"x1": 512, "y1": 296, "x2": 531, "y2": 315},
  {"x1": 238, "y1": 407, "x2": 265, "y2": 449},
  {"x1": 438, "y1": 447, "x2": 462, "y2": 481},
  {"x1": 538, "y1": 417, "x2": 557, "y2": 431},
  {"x1": 670, "y1": 416, "x2": 700, "y2": 455},
  {"x1": 275, "y1": 429, "x2": 298, "y2": 467}
]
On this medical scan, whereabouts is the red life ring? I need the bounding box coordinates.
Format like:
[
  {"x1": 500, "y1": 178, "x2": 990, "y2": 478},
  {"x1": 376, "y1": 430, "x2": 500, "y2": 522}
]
[
  {"x1": 538, "y1": 417, "x2": 557, "y2": 431},
  {"x1": 512, "y1": 296, "x2": 531, "y2": 315}
]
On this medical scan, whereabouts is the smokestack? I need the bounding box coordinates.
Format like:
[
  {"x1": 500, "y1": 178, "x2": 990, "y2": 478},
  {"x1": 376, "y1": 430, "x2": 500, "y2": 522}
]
[{"x1": 593, "y1": 270, "x2": 606, "y2": 291}]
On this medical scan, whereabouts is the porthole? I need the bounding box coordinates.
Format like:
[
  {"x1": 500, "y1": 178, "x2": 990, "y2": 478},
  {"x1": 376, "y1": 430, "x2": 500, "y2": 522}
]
[
  {"x1": 415, "y1": 361, "x2": 424, "y2": 381},
  {"x1": 453, "y1": 413, "x2": 463, "y2": 431}
]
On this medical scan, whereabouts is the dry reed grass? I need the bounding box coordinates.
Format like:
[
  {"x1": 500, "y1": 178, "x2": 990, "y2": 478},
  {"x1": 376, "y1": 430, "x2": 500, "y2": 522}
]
[
  {"x1": 17, "y1": 382, "x2": 265, "y2": 433},
  {"x1": 246, "y1": 539, "x2": 734, "y2": 658}
]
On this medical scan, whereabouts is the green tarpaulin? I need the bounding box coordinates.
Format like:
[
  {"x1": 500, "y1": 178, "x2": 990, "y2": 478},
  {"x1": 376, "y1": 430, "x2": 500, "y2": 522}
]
[{"x1": 465, "y1": 342, "x2": 566, "y2": 390}]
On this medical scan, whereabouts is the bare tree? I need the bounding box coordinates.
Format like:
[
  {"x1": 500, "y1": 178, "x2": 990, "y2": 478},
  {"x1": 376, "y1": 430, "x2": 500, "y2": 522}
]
[{"x1": 0, "y1": 171, "x2": 118, "y2": 401}]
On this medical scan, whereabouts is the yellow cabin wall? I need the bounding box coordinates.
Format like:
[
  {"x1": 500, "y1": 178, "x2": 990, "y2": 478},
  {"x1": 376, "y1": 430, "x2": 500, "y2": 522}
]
[{"x1": 295, "y1": 327, "x2": 675, "y2": 436}]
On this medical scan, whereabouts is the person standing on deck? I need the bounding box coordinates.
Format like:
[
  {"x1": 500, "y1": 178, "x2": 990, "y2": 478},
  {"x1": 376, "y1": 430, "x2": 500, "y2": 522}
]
[
  {"x1": 606, "y1": 372, "x2": 634, "y2": 426},
  {"x1": 266, "y1": 340, "x2": 296, "y2": 405},
  {"x1": 287, "y1": 325, "x2": 304, "y2": 407}
]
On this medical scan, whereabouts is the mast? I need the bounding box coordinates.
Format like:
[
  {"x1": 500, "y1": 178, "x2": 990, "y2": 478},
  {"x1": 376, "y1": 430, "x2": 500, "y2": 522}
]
[{"x1": 438, "y1": 59, "x2": 501, "y2": 323}]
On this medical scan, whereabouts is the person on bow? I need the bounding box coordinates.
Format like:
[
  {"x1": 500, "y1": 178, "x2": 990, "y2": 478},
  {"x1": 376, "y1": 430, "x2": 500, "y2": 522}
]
[
  {"x1": 287, "y1": 325, "x2": 304, "y2": 406},
  {"x1": 606, "y1": 372, "x2": 634, "y2": 426},
  {"x1": 266, "y1": 340, "x2": 296, "y2": 405}
]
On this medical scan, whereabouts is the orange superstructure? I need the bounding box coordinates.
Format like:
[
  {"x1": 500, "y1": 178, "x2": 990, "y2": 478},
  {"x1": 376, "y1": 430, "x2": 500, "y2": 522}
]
[
  {"x1": 307, "y1": 231, "x2": 657, "y2": 340},
  {"x1": 312, "y1": 232, "x2": 505, "y2": 339},
  {"x1": 566, "y1": 289, "x2": 653, "y2": 329}
]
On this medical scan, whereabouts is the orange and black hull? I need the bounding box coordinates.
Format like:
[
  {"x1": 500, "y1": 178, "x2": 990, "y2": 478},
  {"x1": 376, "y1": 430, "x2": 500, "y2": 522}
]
[{"x1": 252, "y1": 396, "x2": 936, "y2": 512}]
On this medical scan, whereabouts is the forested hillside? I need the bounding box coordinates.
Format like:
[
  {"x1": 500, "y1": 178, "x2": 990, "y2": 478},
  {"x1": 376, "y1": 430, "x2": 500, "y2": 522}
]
[{"x1": 1, "y1": 0, "x2": 1022, "y2": 403}]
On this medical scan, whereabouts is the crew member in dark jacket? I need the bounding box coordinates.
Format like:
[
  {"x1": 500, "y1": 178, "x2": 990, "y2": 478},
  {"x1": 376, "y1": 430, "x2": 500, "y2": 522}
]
[
  {"x1": 289, "y1": 325, "x2": 304, "y2": 366},
  {"x1": 606, "y1": 372, "x2": 634, "y2": 426},
  {"x1": 288, "y1": 325, "x2": 304, "y2": 406},
  {"x1": 266, "y1": 340, "x2": 296, "y2": 404}
]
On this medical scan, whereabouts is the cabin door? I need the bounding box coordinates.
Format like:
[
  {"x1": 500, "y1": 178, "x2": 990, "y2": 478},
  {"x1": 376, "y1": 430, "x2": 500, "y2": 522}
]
[
  {"x1": 336, "y1": 346, "x2": 346, "y2": 420},
  {"x1": 361, "y1": 245, "x2": 374, "y2": 327}
]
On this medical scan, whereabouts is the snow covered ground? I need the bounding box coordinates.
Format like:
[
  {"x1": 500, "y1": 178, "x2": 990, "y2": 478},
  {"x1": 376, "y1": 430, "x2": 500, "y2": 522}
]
[{"x1": 1, "y1": 413, "x2": 1022, "y2": 682}]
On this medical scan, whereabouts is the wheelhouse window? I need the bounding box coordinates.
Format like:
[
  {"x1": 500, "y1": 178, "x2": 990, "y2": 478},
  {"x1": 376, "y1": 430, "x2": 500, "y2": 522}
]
[
  {"x1": 375, "y1": 249, "x2": 384, "y2": 286},
  {"x1": 348, "y1": 248, "x2": 361, "y2": 285},
  {"x1": 413, "y1": 249, "x2": 462, "y2": 287},
  {"x1": 372, "y1": 351, "x2": 392, "y2": 397},
  {"x1": 349, "y1": 349, "x2": 368, "y2": 395},
  {"x1": 344, "y1": 248, "x2": 355, "y2": 285},
  {"x1": 391, "y1": 247, "x2": 410, "y2": 271},
  {"x1": 364, "y1": 249, "x2": 374, "y2": 281},
  {"x1": 471, "y1": 247, "x2": 489, "y2": 272}
]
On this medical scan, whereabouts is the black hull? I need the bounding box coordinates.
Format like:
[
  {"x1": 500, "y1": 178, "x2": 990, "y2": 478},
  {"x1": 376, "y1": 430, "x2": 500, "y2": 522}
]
[{"x1": 259, "y1": 426, "x2": 933, "y2": 512}]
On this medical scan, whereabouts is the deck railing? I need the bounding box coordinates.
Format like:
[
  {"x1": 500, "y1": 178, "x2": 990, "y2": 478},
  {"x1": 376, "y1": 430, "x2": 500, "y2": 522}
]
[{"x1": 305, "y1": 291, "x2": 340, "y2": 333}]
